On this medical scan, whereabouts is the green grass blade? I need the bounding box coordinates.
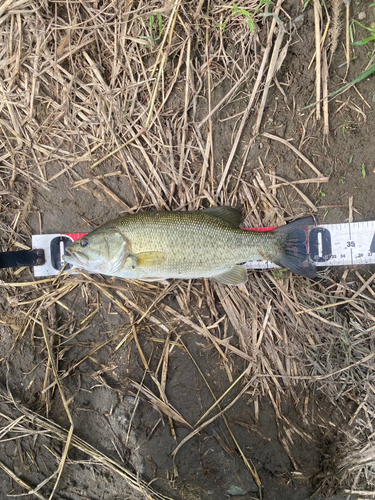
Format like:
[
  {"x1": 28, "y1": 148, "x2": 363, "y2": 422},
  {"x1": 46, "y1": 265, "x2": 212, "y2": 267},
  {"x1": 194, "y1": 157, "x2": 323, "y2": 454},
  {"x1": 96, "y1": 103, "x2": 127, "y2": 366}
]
[{"x1": 300, "y1": 63, "x2": 375, "y2": 111}]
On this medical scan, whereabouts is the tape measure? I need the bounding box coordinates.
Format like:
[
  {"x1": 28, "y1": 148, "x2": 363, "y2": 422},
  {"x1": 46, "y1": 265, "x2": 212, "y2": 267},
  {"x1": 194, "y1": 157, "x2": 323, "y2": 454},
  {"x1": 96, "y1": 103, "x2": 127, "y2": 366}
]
[
  {"x1": 1, "y1": 221, "x2": 375, "y2": 277},
  {"x1": 245, "y1": 220, "x2": 375, "y2": 271}
]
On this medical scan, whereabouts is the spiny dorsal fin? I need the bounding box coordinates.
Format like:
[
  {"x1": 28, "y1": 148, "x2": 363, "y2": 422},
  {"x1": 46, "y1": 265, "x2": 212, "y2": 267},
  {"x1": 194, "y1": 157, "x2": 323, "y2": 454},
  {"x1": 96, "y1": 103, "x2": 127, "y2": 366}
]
[
  {"x1": 203, "y1": 206, "x2": 242, "y2": 228},
  {"x1": 212, "y1": 265, "x2": 247, "y2": 285}
]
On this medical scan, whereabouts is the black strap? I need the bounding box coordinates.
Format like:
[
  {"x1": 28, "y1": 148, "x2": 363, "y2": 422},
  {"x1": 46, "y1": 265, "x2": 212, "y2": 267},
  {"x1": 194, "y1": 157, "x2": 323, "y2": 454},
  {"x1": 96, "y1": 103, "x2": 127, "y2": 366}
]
[{"x1": 0, "y1": 249, "x2": 45, "y2": 269}]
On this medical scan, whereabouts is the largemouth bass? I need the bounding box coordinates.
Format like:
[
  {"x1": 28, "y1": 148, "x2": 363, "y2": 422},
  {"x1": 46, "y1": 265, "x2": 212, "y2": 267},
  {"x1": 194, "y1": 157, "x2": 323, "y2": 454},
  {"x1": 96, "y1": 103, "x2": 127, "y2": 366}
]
[{"x1": 63, "y1": 207, "x2": 315, "y2": 285}]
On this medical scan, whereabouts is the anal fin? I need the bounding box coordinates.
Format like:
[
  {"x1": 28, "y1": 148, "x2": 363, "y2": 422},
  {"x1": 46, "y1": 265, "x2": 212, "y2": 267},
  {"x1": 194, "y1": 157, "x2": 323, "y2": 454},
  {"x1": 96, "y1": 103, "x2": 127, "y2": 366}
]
[{"x1": 212, "y1": 266, "x2": 247, "y2": 285}]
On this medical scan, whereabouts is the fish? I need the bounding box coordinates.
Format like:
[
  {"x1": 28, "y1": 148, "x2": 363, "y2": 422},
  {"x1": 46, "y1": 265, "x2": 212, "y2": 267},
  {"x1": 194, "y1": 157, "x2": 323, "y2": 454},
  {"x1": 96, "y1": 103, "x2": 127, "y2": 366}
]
[{"x1": 63, "y1": 207, "x2": 316, "y2": 285}]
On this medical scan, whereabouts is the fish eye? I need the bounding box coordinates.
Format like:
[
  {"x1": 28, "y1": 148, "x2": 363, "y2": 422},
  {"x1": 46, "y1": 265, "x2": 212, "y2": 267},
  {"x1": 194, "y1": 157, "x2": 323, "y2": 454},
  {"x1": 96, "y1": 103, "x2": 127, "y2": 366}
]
[{"x1": 80, "y1": 239, "x2": 89, "y2": 247}]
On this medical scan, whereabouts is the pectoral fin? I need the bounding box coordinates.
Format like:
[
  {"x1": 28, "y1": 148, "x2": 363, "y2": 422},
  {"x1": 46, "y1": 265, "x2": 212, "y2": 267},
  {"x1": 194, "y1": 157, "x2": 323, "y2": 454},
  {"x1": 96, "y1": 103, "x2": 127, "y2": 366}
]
[
  {"x1": 212, "y1": 266, "x2": 248, "y2": 285},
  {"x1": 134, "y1": 251, "x2": 166, "y2": 268}
]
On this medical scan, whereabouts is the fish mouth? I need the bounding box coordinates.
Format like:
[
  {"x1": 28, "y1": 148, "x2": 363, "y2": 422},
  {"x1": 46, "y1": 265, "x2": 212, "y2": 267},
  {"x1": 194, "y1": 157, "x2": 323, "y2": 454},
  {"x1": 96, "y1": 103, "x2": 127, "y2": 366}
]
[{"x1": 63, "y1": 250, "x2": 88, "y2": 267}]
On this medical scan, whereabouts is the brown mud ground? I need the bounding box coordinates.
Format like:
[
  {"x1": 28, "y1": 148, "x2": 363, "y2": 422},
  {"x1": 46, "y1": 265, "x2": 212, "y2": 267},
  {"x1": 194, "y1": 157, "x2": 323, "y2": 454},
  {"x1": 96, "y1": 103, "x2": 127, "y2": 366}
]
[{"x1": 1, "y1": 1, "x2": 375, "y2": 499}]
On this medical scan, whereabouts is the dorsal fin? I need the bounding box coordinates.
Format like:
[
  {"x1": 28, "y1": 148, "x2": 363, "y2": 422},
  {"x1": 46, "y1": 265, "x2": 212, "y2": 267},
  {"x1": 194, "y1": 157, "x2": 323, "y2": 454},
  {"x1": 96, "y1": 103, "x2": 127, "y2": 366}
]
[{"x1": 203, "y1": 207, "x2": 242, "y2": 228}]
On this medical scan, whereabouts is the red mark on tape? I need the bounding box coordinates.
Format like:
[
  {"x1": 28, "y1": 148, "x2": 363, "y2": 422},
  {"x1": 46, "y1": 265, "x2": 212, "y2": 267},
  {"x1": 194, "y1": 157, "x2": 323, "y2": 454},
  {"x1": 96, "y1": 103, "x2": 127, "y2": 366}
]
[
  {"x1": 243, "y1": 227, "x2": 277, "y2": 232},
  {"x1": 62, "y1": 233, "x2": 88, "y2": 242}
]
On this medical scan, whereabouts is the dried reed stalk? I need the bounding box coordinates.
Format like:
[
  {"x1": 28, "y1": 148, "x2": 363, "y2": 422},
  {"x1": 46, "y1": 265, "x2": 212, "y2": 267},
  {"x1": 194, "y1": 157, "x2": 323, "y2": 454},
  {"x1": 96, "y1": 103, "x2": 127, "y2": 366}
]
[{"x1": 314, "y1": 0, "x2": 322, "y2": 120}]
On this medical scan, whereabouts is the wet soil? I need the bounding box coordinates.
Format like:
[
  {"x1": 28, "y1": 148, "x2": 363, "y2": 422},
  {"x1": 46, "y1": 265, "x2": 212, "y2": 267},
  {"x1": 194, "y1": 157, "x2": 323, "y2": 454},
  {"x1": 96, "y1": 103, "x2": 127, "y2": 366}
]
[{"x1": 1, "y1": 1, "x2": 375, "y2": 500}]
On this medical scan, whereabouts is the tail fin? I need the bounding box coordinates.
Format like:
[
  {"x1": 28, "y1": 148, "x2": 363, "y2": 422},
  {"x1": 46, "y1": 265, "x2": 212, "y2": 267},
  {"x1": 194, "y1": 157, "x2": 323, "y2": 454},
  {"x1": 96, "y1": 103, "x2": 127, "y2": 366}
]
[{"x1": 273, "y1": 217, "x2": 316, "y2": 278}]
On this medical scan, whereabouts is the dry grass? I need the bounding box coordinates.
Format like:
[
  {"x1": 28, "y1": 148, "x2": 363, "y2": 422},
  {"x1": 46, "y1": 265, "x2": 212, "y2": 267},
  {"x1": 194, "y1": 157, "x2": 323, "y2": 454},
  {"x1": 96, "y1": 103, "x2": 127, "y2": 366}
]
[{"x1": 0, "y1": 1, "x2": 375, "y2": 499}]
